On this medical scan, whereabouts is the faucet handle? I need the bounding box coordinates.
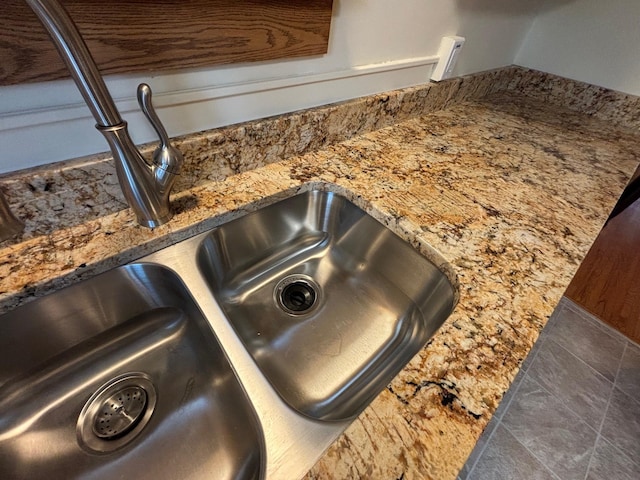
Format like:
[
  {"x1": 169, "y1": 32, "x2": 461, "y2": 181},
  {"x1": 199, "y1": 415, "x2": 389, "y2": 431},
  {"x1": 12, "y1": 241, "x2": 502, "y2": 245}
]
[
  {"x1": 137, "y1": 83, "x2": 169, "y2": 147},
  {"x1": 137, "y1": 83, "x2": 183, "y2": 175}
]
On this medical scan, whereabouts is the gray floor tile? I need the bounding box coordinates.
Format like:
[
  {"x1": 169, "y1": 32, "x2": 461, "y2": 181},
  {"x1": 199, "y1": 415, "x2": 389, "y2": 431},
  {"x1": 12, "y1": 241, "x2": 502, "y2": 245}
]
[
  {"x1": 502, "y1": 374, "x2": 597, "y2": 480},
  {"x1": 601, "y1": 387, "x2": 640, "y2": 461},
  {"x1": 616, "y1": 342, "x2": 640, "y2": 400},
  {"x1": 546, "y1": 303, "x2": 625, "y2": 381},
  {"x1": 527, "y1": 338, "x2": 613, "y2": 429},
  {"x1": 467, "y1": 424, "x2": 557, "y2": 480},
  {"x1": 586, "y1": 435, "x2": 640, "y2": 480}
]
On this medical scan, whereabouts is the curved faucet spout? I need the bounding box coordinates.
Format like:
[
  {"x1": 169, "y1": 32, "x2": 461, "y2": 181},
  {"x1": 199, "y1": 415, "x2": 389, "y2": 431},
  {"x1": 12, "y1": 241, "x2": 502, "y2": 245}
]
[{"x1": 25, "y1": 0, "x2": 183, "y2": 228}]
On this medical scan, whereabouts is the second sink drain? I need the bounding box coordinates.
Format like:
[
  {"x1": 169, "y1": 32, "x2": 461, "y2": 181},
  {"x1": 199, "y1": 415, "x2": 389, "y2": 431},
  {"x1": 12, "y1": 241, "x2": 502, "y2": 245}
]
[{"x1": 274, "y1": 275, "x2": 321, "y2": 315}]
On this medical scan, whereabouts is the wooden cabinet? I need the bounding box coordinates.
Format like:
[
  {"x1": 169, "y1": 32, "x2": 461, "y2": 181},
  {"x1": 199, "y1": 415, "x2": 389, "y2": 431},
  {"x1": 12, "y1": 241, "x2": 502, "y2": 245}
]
[{"x1": 1, "y1": 0, "x2": 333, "y2": 85}]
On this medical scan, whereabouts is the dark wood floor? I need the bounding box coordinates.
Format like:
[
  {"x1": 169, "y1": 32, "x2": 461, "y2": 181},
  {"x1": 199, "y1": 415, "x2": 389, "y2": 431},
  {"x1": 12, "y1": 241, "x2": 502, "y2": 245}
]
[{"x1": 566, "y1": 172, "x2": 640, "y2": 344}]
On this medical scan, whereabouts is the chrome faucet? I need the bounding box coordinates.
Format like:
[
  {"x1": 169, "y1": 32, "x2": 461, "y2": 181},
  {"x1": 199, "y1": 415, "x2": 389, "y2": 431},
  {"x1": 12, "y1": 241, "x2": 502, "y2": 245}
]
[{"x1": 26, "y1": 0, "x2": 183, "y2": 228}]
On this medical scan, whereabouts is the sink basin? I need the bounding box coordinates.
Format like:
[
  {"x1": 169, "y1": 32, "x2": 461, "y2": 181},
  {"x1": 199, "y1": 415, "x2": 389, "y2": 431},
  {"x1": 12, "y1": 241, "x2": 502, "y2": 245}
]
[
  {"x1": 197, "y1": 190, "x2": 456, "y2": 421},
  {"x1": 0, "y1": 264, "x2": 263, "y2": 480}
]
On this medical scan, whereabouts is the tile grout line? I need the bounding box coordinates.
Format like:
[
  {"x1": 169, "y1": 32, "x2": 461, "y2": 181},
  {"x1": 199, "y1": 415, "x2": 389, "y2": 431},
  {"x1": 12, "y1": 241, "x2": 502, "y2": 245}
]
[
  {"x1": 464, "y1": 371, "x2": 527, "y2": 479},
  {"x1": 561, "y1": 298, "x2": 629, "y2": 347},
  {"x1": 612, "y1": 341, "x2": 628, "y2": 392},
  {"x1": 463, "y1": 419, "x2": 501, "y2": 478},
  {"x1": 545, "y1": 335, "x2": 614, "y2": 392},
  {"x1": 463, "y1": 316, "x2": 545, "y2": 479},
  {"x1": 509, "y1": 372, "x2": 597, "y2": 479},
  {"x1": 468, "y1": 298, "x2": 632, "y2": 480},
  {"x1": 501, "y1": 418, "x2": 563, "y2": 480},
  {"x1": 463, "y1": 313, "x2": 546, "y2": 479},
  {"x1": 582, "y1": 341, "x2": 628, "y2": 480},
  {"x1": 563, "y1": 297, "x2": 640, "y2": 348},
  {"x1": 527, "y1": 344, "x2": 602, "y2": 436},
  {"x1": 492, "y1": 316, "x2": 596, "y2": 480},
  {"x1": 528, "y1": 321, "x2": 550, "y2": 362},
  {"x1": 611, "y1": 340, "x2": 640, "y2": 408},
  {"x1": 604, "y1": 340, "x2": 640, "y2": 470}
]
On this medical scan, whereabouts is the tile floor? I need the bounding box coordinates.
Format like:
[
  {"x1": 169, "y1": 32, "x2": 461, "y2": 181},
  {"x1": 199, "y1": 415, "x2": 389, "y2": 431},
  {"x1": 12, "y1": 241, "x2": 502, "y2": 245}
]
[{"x1": 459, "y1": 297, "x2": 640, "y2": 480}]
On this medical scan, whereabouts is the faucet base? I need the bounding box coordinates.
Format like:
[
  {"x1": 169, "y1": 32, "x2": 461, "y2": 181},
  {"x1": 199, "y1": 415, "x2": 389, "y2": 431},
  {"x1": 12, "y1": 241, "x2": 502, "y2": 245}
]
[
  {"x1": 137, "y1": 211, "x2": 173, "y2": 229},
  {"x1": 99, "y1": 123, "x2": 176, "y2": 228}
]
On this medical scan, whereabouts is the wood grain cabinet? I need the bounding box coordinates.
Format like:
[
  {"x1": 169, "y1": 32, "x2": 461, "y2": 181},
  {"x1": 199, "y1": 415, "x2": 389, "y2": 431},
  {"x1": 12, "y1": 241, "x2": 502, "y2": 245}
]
[{"x1": 1, "y1": 0, "x2": 333, "y2": 85}]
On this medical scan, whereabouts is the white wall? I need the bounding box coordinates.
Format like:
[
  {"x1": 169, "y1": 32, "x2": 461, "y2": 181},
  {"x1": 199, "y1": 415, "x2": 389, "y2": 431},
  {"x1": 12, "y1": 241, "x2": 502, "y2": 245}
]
[
  {"x1": 0, "y1": 0, "x2": 543, "y2": 174},
  {"x1": 516, "y1": 0, "x2": 640, "y2": 96}
]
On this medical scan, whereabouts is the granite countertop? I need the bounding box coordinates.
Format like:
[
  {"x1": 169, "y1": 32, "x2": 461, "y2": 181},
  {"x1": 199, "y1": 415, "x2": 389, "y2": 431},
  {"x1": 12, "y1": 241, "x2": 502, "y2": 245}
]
[
  {"x1": 303, "y1": 97, "x2": 638, "y2": 478},
  {"x1": 0, "y1": 68, "x2": 638, "y2": 479}
]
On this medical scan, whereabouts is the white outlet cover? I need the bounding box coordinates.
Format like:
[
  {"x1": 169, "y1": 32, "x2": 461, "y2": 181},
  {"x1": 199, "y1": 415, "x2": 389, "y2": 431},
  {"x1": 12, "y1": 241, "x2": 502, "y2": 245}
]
[{"x1": 431, "y1": 36, "x2": 466, "y2": 82}]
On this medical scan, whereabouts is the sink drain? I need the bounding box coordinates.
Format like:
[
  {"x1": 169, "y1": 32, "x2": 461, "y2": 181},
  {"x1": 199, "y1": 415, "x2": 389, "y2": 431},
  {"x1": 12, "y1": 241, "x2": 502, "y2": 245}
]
[
  {"x1": 77, "y1": 373, "x2": 157, "y2": 454},
  {"x1": 92, "y1": 385, "x2": 147, "y2": 439},
  {"x1": 275, "y1": 275, "x2": 321, "y2": 315}
]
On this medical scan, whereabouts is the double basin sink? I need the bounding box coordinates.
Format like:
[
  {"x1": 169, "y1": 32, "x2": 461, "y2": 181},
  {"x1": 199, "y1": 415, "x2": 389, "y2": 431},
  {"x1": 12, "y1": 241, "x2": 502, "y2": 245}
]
[{"x1": 0, "y1": 189, "x2": 456, "y2": 479}]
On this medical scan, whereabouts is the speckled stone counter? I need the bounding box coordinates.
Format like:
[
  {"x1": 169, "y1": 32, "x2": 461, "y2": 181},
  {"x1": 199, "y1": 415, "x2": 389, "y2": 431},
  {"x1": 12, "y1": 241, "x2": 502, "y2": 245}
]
[
  {"x1": 302, "y1": 97, "x2": 639, "y2": 479},
  {"x1": 0, "y1": 67, "x2": 638, "y2": 479}
]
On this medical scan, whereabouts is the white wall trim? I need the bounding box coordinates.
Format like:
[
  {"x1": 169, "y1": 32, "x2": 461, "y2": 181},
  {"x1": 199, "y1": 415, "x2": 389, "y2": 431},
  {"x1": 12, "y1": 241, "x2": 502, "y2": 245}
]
[
  {"x1": 0, "y1": 56, "x2": 438, "y2": 173},
  {"x1": 0, "y1": 0, "x2": 549, "y2": 174},
  {"x1": 0, "y1": 56, "x2": 438, "y2": 131}
]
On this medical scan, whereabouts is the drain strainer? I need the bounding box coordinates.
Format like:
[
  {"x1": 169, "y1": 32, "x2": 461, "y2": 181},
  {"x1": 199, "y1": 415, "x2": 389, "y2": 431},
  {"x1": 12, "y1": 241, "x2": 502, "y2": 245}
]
[
  {"x1": 77, "y1": 373, "x2": 157, "y2": 454},
  {"x1": 92, "y1": 385, "x2": 147, "y2": 439},
  {"x1": 274, "y1": 274, "x2": 321, "y2": 315}
]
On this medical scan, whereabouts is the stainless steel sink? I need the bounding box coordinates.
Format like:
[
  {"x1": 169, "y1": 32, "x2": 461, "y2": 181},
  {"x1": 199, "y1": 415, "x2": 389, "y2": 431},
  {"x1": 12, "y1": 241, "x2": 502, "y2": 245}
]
[
  {"x1": 0, "y1": 264, "x2": 264, "y2": 480},
  {"x1": 0, "y1": 188, "x2": 457, "y2": 479},
  {"x1": 197, "y1": 190, "x2": 456, "y2": 421}
]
